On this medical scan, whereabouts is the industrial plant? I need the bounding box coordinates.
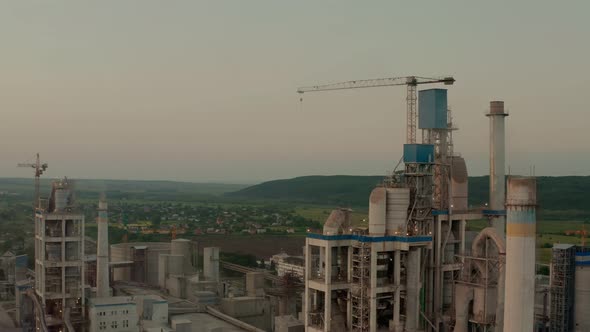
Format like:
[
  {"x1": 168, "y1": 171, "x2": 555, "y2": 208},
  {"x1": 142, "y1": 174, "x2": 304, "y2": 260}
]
[
  {"x1": 4, "y1": 76, "x2": 588, "y2": 332},
  {"x1": 296, "y1": 76, "x2": 588, "y2": 332},
  {"x1": 14, "y1": 173, "x2": 298, "y2": 332}
]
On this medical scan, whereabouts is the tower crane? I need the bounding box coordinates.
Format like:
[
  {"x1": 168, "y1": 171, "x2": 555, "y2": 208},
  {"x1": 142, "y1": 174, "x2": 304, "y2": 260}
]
[
  {"x1": 565, "y1": 225, "x2": 588, "y2": 247},
  {"x1": 297, "y1": 76, "x2": 455, "y2": 144},
  {"x1": 17, "y1": 153, "x2": 48, "y2": 210}
]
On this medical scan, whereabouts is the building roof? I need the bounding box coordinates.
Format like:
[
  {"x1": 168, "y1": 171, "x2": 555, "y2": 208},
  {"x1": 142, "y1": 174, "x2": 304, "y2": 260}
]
[
  {"x1": 553, "y1": 243, "x2": 575, "y2": 249},
  {"x1": 88, "y1": 296, "x2": 136, "y2": 307}
]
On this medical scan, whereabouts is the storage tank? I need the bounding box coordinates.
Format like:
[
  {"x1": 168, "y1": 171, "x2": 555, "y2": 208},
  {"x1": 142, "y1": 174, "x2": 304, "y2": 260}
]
[
  {"x1": 385, "y1": 188, "x2": 409, "y2": 235},
  {"x1": 368, "y1": 187, "x2": 386, "y2": 236},
  {"x1": 53, "y1": 188, "x2": 70, "y2": 211},
  {"x1": 171, "y1": 239, "x2": 193, "y2": 273},
  {"x1": 574, "y1": 249, "x2": 590, "y2": 332},
  {"x1": 450, "y1": 156, "x2": 468, "y2": 211},
  {"x1": 167, "y1": 255, "x2": 185, "y2": 275}
]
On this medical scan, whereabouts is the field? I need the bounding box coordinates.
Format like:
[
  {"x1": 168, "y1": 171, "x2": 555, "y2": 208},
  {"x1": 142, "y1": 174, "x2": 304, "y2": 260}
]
[{"x1": 1, "y1": 176, "x2": 588, "y2": 267}]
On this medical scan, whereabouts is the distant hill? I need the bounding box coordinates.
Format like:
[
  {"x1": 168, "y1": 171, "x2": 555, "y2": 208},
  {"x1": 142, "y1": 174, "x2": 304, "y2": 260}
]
[
  {"x1": 227, "y1": 175, "x2": 590, "y2": 220},
  {"x1": 0, "y1": 178, "x2": 247, "y2": 201}
]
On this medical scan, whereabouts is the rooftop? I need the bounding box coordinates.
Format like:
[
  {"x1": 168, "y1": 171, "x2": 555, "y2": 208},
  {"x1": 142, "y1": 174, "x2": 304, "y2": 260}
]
[{"x1": 88, "y1": 296, "x2": 136, "y2": 307}]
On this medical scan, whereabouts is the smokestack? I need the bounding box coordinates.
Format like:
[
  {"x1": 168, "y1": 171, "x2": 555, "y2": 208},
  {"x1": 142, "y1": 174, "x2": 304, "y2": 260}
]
[
  {"x1": 503, "y1": 176, "x2": 536, "y2": 332},
  {"x1": 487, "y1": 101, "x2": 508, "y2": 236},
  {"x1": 486, "y1": 101, "x2": 509, "y2": 331},
  {"x1": 96, "y1": 196, "x2": 110, "y2": 297}
]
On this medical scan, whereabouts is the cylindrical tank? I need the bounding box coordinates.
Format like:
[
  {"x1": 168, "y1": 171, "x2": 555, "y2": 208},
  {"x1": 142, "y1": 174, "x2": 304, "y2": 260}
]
[
  {"x1": 167, "y1": 255, "x2": 184, "y2": 275},
  {"x1": 385, "y1": 188, "x2": 410, "y2": 235},
  {"x1": 54, "y1": 188, "x2": 69, "y2": 211},
  {"x1": 450, "y1": 156, "x2": 468, "y2": 211},
  {"x1": 368, "y1": 188, "x2": 386, "y2": 236},
  {"x1": 171, "y1": 239, "x2": 192, "y2": 273},
  {"x1": 504, "y1": 176, "x2": 536, "y2": 332},
  {"x1": 574, "y1": 251, "x2": 590, "y2": 331}
]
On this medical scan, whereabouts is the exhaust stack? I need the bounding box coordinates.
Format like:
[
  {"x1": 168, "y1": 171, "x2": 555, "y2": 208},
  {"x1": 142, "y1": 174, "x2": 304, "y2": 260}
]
[
  {"x1": 487, "y1": 101, "x2": 508, "y2": 236},
  {"x1": 503, "y1": 176, "x2": 537, "y2": 332},
  {"x1": 96, "y1": 197, "x2": 110, "y2": 297}
]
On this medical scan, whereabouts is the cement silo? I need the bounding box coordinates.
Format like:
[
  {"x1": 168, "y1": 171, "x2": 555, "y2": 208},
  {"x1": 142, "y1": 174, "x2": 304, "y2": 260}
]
[
  {"x1": 450, "y1": 156, "x2": 468, "y2": 212},
  {"x1": 368, "y1": 188, "x2": 386, "y2": 235},
  {"x1": 503, "y1": 176, "x2": 536, "y2": 332},
  {"x1": 385, "y1": 188, "x2": 409, "y2": 235},
  {"x1": 171, "y1": 239, "x2": 193, "y2": 273}
]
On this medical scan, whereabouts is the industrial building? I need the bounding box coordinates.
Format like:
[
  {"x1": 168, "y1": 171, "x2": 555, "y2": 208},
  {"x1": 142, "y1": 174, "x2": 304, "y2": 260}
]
[
  {"x1": 550, "y1": 244, "x2": 590, "y2": 332},
  {"x1": 297, "y1": 76, "x2": 543, "y2": 332},
  {"x1": 15, "y1": 173, "x2": 293, "y2": 331},
  {"x1": 33, "y1": 177, "x2": 86, "y2": 331}
]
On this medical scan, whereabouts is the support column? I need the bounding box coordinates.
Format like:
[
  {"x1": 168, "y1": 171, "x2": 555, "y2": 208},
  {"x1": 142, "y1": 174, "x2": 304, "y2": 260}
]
[
  {"x1": 324, "y1": 245, "x2": 332, "y2": 332},
  {"x1": 324, "y1": 289, "x2": 332, "y2": 332},
  {"x1": 393, "y1": 250, "x2": 401, "y2": 331},
  {"x1": 406, "y1": 247, "x2": 421, "y2": 332},
  {"x1": 304, "y1": 240, "x2": 311, "y2": 329},
  {"x1": 347, "y1": 247, "x2": 353, "y2": 329},
  {"x1": 369, "y1": 247, "x2": 378, "y2": 332}
]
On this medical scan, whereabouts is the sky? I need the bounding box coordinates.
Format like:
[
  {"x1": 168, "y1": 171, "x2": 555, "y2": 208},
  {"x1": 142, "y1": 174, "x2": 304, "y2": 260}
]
[{"x1": 0, "y1": 1, "x2": 589, "y2": 183}]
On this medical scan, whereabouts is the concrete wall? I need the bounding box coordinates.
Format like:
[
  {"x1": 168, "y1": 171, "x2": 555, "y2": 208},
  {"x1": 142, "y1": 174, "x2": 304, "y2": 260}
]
[{"x1": 220, "y1": 297, "x2": 272, "y2": 331}]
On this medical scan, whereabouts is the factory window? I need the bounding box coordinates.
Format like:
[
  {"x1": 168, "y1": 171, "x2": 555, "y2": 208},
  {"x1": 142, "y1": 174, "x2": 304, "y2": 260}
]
[
  {"x1": 111, "y1": 321, "x2": 118, "y2": 328},
  {"x1": 123, "y1": 320, "x2": 128, "y2": 327}
]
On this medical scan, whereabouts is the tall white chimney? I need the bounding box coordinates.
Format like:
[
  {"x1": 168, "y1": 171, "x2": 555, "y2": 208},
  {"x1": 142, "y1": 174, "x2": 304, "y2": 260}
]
[
  {"x1": 486, "y1": 101, "x2": 508, "y2": 331},
  {"x1": 503, "y1": 176, "x2": 537, "y2": 332},
  {"x1": 96, "y1": 197, "x2": 110, "y2": 297},
  {"x1": 487, "y1": 101, "x2": 508, "y2": 236}
]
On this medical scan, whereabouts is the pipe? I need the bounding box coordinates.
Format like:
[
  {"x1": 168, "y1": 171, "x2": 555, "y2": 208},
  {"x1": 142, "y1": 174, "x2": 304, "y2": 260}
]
[
  {"x1": 503, "y1": 176, "x2": 536, "y2": 332},
  {"x1": 96, "y1": 196, "x2": 110, "y2": 297}
]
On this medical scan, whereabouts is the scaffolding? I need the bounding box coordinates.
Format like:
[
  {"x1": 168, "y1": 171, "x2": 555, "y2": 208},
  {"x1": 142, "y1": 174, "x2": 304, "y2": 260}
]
[
  {"x1": 351, "y1": 242, "x2": 371, "y2": 332},
  {"x1": 550, "y1": 244, "x2": 575, "y2": 332}
]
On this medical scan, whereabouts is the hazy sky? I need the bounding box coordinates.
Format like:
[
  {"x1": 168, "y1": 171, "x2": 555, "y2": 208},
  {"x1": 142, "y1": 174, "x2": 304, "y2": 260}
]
[{"x1": 1, "y1": 1, "x2": 589, "y2": 183}]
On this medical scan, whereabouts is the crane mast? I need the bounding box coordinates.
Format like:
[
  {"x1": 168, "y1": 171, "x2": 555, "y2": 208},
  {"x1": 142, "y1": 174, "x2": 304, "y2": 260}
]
[
  {"x1": 17, "y1": 153, "x2": 48, "y2": 211},
  {"x1": 297, "y1": 75, "x2": 454, "y2": 144}
]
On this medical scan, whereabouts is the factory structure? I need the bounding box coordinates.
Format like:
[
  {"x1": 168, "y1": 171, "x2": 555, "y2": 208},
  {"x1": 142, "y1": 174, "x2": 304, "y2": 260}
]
[
  {"x1": 15, "y1": 171, "x2": 303, "y2": 332},
  {"x1": 7, "y1": 76, "x2": 588, "y2": 332},
  {"x1": 296, "y1": 75, "x2": 587, "y2": 332}
]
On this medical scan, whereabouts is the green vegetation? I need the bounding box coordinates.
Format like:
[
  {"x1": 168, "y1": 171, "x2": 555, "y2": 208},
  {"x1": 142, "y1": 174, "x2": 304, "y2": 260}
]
[
  {"x1": 228, "y1": 175, "x2": 590, "y2": 220},
  {"x1": 1, "y1": 176, "x2": 588, "y2": 267}
]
